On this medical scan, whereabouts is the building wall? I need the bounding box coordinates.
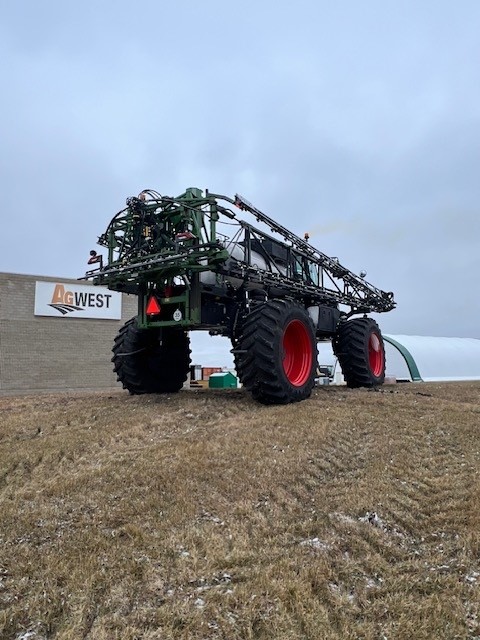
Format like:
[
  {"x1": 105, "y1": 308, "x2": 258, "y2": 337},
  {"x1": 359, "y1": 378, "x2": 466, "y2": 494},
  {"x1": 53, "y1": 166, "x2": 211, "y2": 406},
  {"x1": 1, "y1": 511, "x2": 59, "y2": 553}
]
[{"x1": 0, "y1": 272, "x2": 138, "y2": 392}]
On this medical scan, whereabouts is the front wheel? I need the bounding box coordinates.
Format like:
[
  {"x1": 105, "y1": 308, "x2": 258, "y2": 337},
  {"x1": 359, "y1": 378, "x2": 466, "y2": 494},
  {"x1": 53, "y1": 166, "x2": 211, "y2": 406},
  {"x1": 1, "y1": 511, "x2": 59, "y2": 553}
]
[
  {"x1": 112, "y1": 317, "x2": 191, "y2": 394},
  {"x1": 333, "y1": 317, "x2": 385, "y2": 387},
  {"x1": 236, "y1": 299, "x2": 318, "y2": 405}
]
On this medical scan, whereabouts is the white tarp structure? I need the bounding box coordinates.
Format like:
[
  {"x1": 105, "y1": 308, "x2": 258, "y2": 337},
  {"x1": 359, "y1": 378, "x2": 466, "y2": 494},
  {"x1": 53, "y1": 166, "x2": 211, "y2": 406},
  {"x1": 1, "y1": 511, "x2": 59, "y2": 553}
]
[
  {"x1": 317, "y1": 335, "x2": 480, "y2": 383},
  {"x1": 384, "y1": 335, "x2": 480, "y2": 382}
]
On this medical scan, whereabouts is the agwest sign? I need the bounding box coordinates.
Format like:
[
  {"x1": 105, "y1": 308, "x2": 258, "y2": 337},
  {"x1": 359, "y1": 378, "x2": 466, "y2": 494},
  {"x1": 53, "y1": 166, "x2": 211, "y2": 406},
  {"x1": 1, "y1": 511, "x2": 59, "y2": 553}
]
[{"x1": 34, "y1": 281, "x2": 122, "y2": 319}]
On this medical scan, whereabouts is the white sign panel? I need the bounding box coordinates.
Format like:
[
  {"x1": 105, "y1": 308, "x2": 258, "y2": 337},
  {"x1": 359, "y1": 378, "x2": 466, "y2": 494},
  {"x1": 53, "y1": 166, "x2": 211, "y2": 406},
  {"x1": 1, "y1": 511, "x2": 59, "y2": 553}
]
[{"x1": 34, "y1": 281, "x2": 122, "y2": 320}]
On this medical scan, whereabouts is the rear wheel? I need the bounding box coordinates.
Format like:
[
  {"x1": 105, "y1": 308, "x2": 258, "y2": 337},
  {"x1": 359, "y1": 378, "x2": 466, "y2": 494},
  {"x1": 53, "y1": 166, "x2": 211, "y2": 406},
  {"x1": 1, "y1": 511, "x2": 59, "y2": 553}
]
[
  {"x1": 236, "y1": 299, "x2": 317, "y2": 404},
  {"x1": 112, "y1": 317, "x2": 191, "y2": 394},
  {"x1": 333, "y1": 317, "x2": 385, "y2": 387}
]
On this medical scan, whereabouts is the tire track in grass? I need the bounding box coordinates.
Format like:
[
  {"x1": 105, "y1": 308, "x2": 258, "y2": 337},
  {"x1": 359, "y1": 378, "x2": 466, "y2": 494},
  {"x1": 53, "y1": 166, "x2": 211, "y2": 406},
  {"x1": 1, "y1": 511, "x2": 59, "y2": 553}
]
[
  {"x1": 364, "y1": 408, "x2": 480, "y2": 637},
  {"x1": 275, "y1": 420, "x2": 375, "y2": 513},
  {"x1": 386, "y1": 427, "x2": 475, "y2": 537},
  {"x1": 287, "y1": 392, "x2": 478, "y2": 637},
  {"x1": 275, "y1": 411, "x2": 405, "y2": 633}
]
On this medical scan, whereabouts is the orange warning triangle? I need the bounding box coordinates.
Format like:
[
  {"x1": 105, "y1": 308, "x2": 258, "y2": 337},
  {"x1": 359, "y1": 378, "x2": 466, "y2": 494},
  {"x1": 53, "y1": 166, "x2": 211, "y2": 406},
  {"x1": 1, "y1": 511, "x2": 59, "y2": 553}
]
[{"x1": 146, "y1": 295, "x2": 161, "y2": 315}]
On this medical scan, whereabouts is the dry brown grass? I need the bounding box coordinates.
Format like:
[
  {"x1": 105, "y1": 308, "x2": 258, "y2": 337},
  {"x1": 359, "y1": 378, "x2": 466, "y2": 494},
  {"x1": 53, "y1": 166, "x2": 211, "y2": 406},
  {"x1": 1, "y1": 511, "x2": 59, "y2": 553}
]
[{"x1": 1, "y1": 382, "x2": 479, "y2": 639}]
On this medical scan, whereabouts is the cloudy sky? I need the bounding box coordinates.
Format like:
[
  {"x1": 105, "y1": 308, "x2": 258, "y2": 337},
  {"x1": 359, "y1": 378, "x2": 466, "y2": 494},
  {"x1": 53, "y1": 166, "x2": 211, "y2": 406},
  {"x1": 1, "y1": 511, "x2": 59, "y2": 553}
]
[{"x1": 1, "y1": 1, "x2": 479, "y2": 366}]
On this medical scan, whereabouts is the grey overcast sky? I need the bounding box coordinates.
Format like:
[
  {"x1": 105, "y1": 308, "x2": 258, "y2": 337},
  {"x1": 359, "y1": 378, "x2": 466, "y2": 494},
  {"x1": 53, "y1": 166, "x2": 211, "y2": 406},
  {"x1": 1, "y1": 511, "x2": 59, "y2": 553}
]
[{"x1": 1, "y1": 1, "x2": 479, "y2": 365}]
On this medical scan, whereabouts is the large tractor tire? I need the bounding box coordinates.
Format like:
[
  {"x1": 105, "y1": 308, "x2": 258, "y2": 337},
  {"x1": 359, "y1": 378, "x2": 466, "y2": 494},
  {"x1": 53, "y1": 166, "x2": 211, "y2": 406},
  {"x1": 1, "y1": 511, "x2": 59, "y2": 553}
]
[
  {"x1": 112, "y1": 317, "x2": 191, "y2": 394},
  {"x1": 236, "y1": 299, "x2": 317, "y2": 405},
  {"x1": 333, "y1": 317, "x2": 385, "y2": 388}
]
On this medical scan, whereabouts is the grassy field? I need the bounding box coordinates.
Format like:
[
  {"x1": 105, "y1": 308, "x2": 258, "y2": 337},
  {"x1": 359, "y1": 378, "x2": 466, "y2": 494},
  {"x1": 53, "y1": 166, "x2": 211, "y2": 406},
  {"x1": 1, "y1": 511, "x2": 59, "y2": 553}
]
[{"x1": 1, "y1": 382, "x2": 479, "y2": 640}]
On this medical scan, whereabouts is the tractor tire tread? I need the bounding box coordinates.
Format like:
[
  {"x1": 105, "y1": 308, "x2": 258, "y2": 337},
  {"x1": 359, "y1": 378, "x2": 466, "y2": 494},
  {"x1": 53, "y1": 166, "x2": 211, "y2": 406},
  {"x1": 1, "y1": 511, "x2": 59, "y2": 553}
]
[
  {"x1": 112, "y1": 317, "x2": 191, "y2": 394},
  {"x1": 333, "y1": 317, "x2": 385, "y2": 388},
  {"x1": 236, "y1": 299, "x2": 317, "y2": 405}
]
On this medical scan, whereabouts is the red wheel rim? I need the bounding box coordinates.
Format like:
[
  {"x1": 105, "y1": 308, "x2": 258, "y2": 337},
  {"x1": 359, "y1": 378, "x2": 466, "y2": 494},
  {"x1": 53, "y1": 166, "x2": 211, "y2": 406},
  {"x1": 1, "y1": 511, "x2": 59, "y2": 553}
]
[
  {"x1": 282, "y1": 320, "x2": 313, "y2": 386},
  {"x1": 368, "y1": 332, "x2": 384, "y2": 377}
]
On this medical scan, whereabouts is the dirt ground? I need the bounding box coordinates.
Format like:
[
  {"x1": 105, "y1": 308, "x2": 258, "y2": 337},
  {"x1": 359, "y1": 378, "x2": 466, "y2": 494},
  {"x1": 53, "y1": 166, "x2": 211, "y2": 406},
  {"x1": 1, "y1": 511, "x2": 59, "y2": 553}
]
[{"x1": 1, "y1": 382, "x2": 479, "y2": 639}]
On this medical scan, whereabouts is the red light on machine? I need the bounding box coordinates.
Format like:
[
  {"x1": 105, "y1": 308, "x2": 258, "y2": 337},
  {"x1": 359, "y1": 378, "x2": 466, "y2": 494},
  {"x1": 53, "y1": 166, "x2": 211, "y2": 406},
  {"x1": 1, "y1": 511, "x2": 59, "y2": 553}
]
[
  {"x1": 146, "y1": 295, "x2": 161, "y2": 316},
  {"x1": 175, "y1": 231, "x2": 195, "y2": 241}
]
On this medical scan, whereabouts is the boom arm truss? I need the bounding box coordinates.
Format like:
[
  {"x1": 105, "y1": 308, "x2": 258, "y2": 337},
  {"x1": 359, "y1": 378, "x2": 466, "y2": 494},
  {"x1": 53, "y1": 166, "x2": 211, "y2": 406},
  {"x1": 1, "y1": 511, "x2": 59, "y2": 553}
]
[{"x1": 224, "y1": 193, "x2": 395, "y2": 313}]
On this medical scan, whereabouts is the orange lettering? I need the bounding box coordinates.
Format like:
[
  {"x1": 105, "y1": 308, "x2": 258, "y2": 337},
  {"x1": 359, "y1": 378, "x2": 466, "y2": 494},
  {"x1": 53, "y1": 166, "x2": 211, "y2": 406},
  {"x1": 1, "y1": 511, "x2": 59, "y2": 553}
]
[
  {"x1": 65, "y1": 291, "x2": 74, "y2": 305},
  {"x1": 51, "y1": 284, "x2": 65, "y2": 304}
]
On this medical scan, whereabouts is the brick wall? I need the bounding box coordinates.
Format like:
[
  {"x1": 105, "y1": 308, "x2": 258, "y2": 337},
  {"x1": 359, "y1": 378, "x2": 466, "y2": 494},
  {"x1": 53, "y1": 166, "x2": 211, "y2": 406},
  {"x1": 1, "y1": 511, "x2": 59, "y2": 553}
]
[{"x1": 0, "y1": 273, "x2": 138, "y2": 392}]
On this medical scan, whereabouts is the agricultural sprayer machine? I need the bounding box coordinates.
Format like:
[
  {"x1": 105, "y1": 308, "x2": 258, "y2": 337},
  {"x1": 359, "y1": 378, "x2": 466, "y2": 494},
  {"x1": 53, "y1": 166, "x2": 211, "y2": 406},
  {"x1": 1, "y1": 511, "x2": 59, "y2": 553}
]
[{"x1": 85, "y1": 188, "x2": 395, "y2": 404}]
